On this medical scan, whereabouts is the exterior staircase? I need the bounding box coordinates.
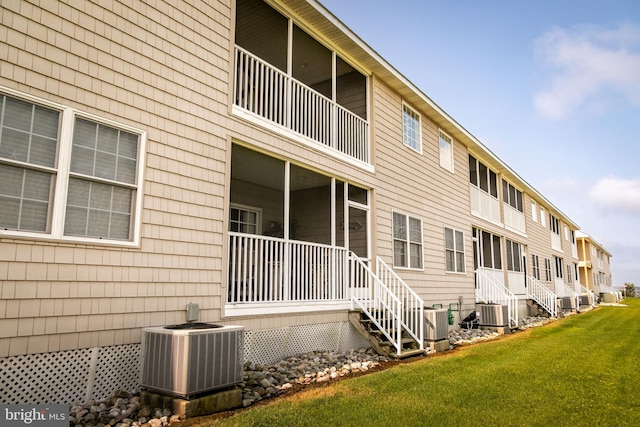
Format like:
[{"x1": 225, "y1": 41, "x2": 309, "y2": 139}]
[
  {"x1": 349, "y1": 255, "x2": 425, "y2": 358},
  {"x1": 526, "y1": 276, "x2": 558, "y2": 318},
  {"x1": 348, "y1": 310, "x2": 424, "y2": 358}
]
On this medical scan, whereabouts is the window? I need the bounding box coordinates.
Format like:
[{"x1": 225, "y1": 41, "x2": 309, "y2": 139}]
[
  {"x1": 469, "y1": 154, "x2": 498, "y2": 197},
  {"x1": 0, "y1": 91, "x2": 145, "y2": 244},
  {"x1": 402, "y1": 104, "x2": 421, "y2": 152},
  {"x1": 445, "y1": 227, "x2": 465, "y2": 273},
  {"x1": 564, "y1": 225, "x2": 569, "y2": 241},
  {"x1": 550, "y1": 216, "x2": 558, "y2": 234},
  {"x1": 531, "y1": 201, "x2": 538, "y2": 222},
  {"x1": 229, "y1": 204, "x2": 261, "y2": 234},
  {"x1": 505, "y1": 239, "x2": 523, "y2": 272},
  {"x1": 544, "y1": 258, "x2": 552, "y2": 281},
  {"x1": 393, "y1": 211, "x2": 423, "y2": 269},
  {"x1": 438, "y1": 130, "x2": 453, "y2": 172},
  {"x1": 566, "y1": 264, "x2": 573, "y2": 284},
  {"x1": 540, "y1": 207, "x2": 546, "y2": 227},
  {"x1": 502, "y1": 180, "x2": 523, "y2": 212},
  {"x1": 473, "y1": 228, "x2": 502, "y2": 269},
  {"x1": 532, "y1": 254, "x2": 540, "y2": 280},
  {"x1": 554, "y1": 256, "x2": 563, "y2": 279}
]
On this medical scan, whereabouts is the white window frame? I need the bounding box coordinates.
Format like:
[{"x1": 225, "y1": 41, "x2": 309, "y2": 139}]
[
  {"x1": 540, "y1": 207, "x2": 546, "y2": 227},
  {"x1": 444, "y1": 227, "x2": 465, "y2": 273},
  {"x1": 392, "y1": 211, "x2": 423, "y2": 269},
  {"x1": 502, "y1": 179, "x2": 523, "y2": 213},
  {"x1": 549, "y1": 213, "x2": 560, "y2": 235},
  {"x1": 544, "y1": 258, "x2": 552, "y2": 282},
  {"x1": 532, "y1": 254, "x2": 540, "y2": 280},
  {"x1": 531, "y1": 201, "x2": 538, "y2": 222},
  {"x1": 438, "y1": 130, "x2": 454, "y2": 172},
  {"x1": 468, "y1": 154, "x2": 498, "y2": 198},
  {"x1": 505, "y1": 239, "x2": 523, "y2": 272},
  {"x1": 0, "y1": 87, "x2": 146, "y2": 246},
  {"x1": 229, "y1": 203, "x2": 262, "y2": 235},
  {"x1": 402, "y1": 103, "x2": 421, "y2": 153}
]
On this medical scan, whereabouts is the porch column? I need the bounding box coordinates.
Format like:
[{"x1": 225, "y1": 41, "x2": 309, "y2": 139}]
[{"x1": 283, "y1": 161, "x2": 290, "y2": 300}]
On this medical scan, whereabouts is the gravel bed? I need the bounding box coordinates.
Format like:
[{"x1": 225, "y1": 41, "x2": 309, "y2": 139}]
[{"x1": 70, "y1": 315, "x2": 554, "y2": 426}]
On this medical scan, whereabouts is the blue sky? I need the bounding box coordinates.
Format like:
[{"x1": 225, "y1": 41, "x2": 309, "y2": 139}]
[{"x1": 320, "y1": 0, "x2": 640, "y2": 286}]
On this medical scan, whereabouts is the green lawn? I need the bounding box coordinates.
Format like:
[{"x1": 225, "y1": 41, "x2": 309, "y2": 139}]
[{"x1": 206, "y1": 299, "x2": 640, "y2": 426}]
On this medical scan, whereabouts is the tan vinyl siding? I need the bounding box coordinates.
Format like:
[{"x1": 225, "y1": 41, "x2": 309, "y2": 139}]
[
  {"x1": 0, "y1": 0, "x2": 381, "y2": 356},
  {"x1": 371, "y1": 77, "x2": 474, "y2": 307}
]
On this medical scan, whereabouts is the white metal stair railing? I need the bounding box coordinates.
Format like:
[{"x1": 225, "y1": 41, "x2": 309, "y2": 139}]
[
  {"x1": 349, "y1": 254, "x2": 403, "y2": 356},
  {"x1": 577, "y1": 284, "x2": 597, "y2": 307},
  {"x1": 475, "y1": 268, "x2": 518, "y2": 328},
  {"x1": 526, "y1": 276, "x2": 557, "y2": 318},
  {"x1": 349, "y1": 252, "x2": 424, "y2": 356},
  {"x1": 556, "y1": 281, "x2": 580, "y2": 310},
  {"x1": 375, "y1": 257, "x2": 424, "y2": 350}
]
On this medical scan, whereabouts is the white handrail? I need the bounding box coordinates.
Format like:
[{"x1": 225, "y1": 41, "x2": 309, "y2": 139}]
[
  {"x1": 350, "y1": 254, "x2": 404, "y2": 356},
  {"x1": 475, "y1": 268, "x2": 518, "y2": 328},
  {"x1": 376, "y1": 257, "x2": 424, "y2": 350},
  {"x1": 526, "y1": 276, "x2": 557, "y2": 318}
]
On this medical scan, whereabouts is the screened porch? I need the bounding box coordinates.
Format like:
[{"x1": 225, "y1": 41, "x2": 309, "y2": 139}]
[
  {"x1": 233, "y1": 0, "x2": 369, "y2": 165},
  {"x1": 227, "y1": 144, "x2": 371, "y2": 314}
]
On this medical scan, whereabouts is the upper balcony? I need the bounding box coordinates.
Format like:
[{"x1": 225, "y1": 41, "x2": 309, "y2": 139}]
[{"x1": 233, "y1": 0, "x2": 369, "y2": 165}]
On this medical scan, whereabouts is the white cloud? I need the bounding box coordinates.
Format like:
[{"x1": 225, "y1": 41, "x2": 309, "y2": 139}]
[
  {"x1": 533, "y1": 23, "x2": 640, "y2": 120},
  {"x1": 588, "y1": 176, "x2": 640, "y2": 214}
]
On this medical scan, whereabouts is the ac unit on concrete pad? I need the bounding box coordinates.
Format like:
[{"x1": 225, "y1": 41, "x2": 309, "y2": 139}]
[
  {"x1": 424, "y1": 308, "x2": 449, "y2": 341},
  {"x1": 561, "y1": 296, "x2": 576, "y2": 310},
  {"x1": 478, "y1": 304, "x2": 508, "y2": 327},
  {"x1": 141, "y1": 323, "x2": 244, "y2": 398}
]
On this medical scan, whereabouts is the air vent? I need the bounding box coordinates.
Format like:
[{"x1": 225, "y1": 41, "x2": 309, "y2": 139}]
[
  {"x1": 424, "y1": 308, "x2": 449, "y2": 340},
  {"x1": 478, "y1": 304, "x2": 508, "y2": 327},
  {"x1": 141, "y1": 323, "x2": 244, "y2": 398}
]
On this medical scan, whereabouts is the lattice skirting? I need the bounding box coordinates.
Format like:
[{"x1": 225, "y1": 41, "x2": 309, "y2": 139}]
[{"x1": 0, "y1": 321, "x2": 369, "y2": 405}]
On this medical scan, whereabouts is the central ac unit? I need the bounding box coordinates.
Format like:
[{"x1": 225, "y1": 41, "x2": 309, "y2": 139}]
[
  {"x1": 478, "y1": 304, "x2": 508, "y2": 327},
  {"x1": 579, "y1": 295, "x2": 592, "y2": 306},
  {"x1": 561, "y1": 296, "x2": 576, "y2": 310},
  {"x1": 424, "y1": 308, "x2": 449, "y2": 341},
  {"x1": 141, "y1": 323, "x2": 244, "y2": 398}
]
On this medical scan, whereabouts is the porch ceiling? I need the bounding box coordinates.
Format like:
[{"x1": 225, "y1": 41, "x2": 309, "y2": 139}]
[{"x1": 232, "y1": 144, "x2": 331, "y2": 191}]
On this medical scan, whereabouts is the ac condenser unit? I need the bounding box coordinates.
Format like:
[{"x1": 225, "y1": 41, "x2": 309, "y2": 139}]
[
  {"x1": 141, "y1": 323, "x2": 244, "y2": 398},
  {"x1": 424, "y1": 308, "x2": 449, "y2": 341},
  {"x1": 580, "y1": 295, "x2": 592, "y2": 306},
  {"x1": 478, "y1": 304, "x2": 508, "y2": 327},
  {"x1": 561, "y1": 296, "x2": 576, "y2": 310}
]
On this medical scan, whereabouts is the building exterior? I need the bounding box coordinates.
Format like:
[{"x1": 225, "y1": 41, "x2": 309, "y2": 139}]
[
  {"x1": 576, "y1": 231, "x2": 613, "y2": 296},
  {"x1": 0, "y1": 0, "x2": 602, "y2": 404}
]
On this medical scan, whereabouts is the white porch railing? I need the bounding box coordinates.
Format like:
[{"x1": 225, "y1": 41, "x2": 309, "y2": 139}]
[
  {"x1": 470, "y1": 186, "x2": 501, "y2": 224},
  {"x1": 475, "y1": 268, "x2": 518, "y2": 328},
  {"x1": 526, "y1": 276, "x2": 557, "y2": 318},
  {"x1": 503, "y1": 204, "x2": 526, "y2": 234},
  {"x1": 234, "y1": 46, "x2": 369, "y2": 163},
  {"x1": 350, "y1": 255, "x2": 423, "y2": 356},
  {"x1": 551, "y1": 231, "x2": 562, "y2": 252},
  {"x1": 228, "y1": 232, "x2": 349, "y2": 304},
  {"x1": 375, "y1": 257, "x2": 424, "y2": 349}
]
